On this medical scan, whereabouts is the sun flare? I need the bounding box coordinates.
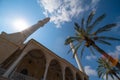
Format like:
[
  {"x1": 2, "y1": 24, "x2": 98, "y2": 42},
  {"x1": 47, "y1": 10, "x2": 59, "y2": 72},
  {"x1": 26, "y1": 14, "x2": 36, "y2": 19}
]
[{"x1": 12, "y1": 18, "x2": 29, "y2": 31}]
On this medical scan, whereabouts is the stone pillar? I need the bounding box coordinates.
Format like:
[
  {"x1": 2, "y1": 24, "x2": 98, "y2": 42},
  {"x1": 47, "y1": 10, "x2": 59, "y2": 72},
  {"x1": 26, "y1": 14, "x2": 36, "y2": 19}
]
[
  {"x1": 2, "y1": 51, "x2": 27, "y2": 78},
  {"x1": 43, "y1": 60, "x2": 50, "y2": 80},
  {"x1": 61, "y1": 65, "x2": 66, "y2": 80},
  {"x1": 73, "y1": 72, "x2": 76, "y2": 80},
  {"x1": 22, "y1": 17, "x2": 50, "y2": 39}
]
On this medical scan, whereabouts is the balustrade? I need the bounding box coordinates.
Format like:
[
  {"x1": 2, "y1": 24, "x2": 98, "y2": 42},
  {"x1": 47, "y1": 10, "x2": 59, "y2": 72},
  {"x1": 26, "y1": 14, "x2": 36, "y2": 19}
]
[{"x1": 0, "y1": 68, "x2": 37, "y2": 80}]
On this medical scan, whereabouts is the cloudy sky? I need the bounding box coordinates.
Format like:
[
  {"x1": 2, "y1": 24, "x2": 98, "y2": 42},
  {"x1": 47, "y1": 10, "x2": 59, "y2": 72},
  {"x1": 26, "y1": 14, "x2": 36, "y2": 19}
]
[
  {"x1": 0, "y1": 0, "x2": 120, "y2": 80},
  {"x1": 39, "y1": 0, "x2": 99, "y2": 27}
]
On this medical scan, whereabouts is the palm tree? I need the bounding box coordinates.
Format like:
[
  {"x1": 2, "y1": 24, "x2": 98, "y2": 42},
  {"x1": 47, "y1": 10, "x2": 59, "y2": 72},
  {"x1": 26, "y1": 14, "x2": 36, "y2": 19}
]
[
  {"x1": 64, "y1": 10, "x2": 120, "y2": 70},
  {"x1": 97, "y1": 58, "x2": 120, "y2": 80}
]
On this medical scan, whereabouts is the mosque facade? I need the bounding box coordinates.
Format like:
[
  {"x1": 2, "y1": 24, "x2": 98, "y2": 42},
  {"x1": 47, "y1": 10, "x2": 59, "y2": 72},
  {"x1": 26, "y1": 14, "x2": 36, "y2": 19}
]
[{"x1": 0, "y1": 18, "x2": 88, "y2": 80}]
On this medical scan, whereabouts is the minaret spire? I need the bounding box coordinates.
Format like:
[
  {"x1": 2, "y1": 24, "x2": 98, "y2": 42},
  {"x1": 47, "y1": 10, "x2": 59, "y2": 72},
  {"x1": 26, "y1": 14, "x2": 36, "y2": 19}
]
[
  {"x1": 22, "y1": 17, "x2": 50, "y2": 39},
  {"x1": 0, "y1": 17, "x2": 50, "y2": 45}
]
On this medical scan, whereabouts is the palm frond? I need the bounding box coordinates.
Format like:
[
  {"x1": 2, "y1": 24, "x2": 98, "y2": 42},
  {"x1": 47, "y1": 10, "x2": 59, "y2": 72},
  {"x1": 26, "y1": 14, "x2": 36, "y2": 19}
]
[
  {"x1": 86, "y1": 10, "x2": 95, "y2": 27},
  {"x1": 81, "y1": 18, "x2": 87, "y2": 34},
  {"x1": 106, "y1": 73, "x2": 109, "y2": 80},
  {"x1": 96, "y1": 36, "x2": 120, "y2": 41},
  {"x1": 73, "y1": 42, "x2": 83, "y2": 58},
  {"x1": 87, "y1": 13, "x2": 106, "y2": 33},
  {"x1": 109, "y1": 73, "x2": 114, "y2": 80},
  {"x1": 94, "y1": 23, "x2": 117, "y2": 35},
  {"x1": 97, "y1": 58, "x2": 120, "y2": 80},
  {"x1": 64, "y1": 36, "x2": 80, "y2": 45},
  {"x1": 97, "y1": 58, "x2": 108, "y2": 79},
  {"x1": 97, "y1": 70, "x2": 103, "y2": 78},
  {"x1": 101, "y1": 72, "x2": 106, "y2": 79},
  {"x1": 74, "y1": 22, "x2": 80, "y2": 31},
  {"x1": 80, "y1": 46, "x2": 86, "y2": 58},
  {"x1": 65, "y1": 37, "x2": 73, "y2": 45},
  {"x1": 81, "y1": 18, "x2": 84, "y2": 28},
  {"x1": 67, "y1": 48, "x2": 72, "y2": 54},
  {"x1": 89, "y1": 46, "x2": 96, "y2": 55},
  {"x1": 96, "y1": 40, "x2": 111, "y2": 46},
  {"x1": 74, "y1": 22, "x2": 87, "y2": 39},
  {"x1": 67, "y1": 43, "x2": 79, "y2": 54},
  {"x1": 97, "y1": 68, "x2": 106, "y2": 79},
  {"x1": 74, "y1": 22, "x2": 84, "y2": 35}
]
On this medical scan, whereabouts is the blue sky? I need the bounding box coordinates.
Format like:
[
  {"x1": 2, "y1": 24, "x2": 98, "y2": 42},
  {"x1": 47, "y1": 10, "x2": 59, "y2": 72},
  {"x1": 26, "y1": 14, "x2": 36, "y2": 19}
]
[{"x1": 0, "y1": 0, "x2": 120, "y2": 80}]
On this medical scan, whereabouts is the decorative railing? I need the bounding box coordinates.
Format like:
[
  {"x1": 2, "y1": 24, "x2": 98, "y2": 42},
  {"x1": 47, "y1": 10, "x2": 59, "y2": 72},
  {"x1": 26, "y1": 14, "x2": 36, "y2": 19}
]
[
  {"x1": 0, "y1": 68, "x2": 6, "y2": 75},
  {"x1": 0, "y1": 68, "x2": 37, "y2": 80},
  {"x1": 10, "y1": 72, "x2": 38, "y2": 80}
]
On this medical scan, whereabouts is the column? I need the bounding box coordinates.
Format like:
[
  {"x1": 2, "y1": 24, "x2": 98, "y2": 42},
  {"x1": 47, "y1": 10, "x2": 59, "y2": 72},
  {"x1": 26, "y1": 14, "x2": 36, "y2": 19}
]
[
  {"x1": 2, "y1": 51, "x2": 27, "y2": 78},
  {"x1": 73, "y1": 72, "x2": 76, "y2": 80},
  {"x1": 62, "y1": 65, "x2": 65, "y2": 80},
  {"x1": 43, "y1": 60, "x2": 50, "y2": 80}
]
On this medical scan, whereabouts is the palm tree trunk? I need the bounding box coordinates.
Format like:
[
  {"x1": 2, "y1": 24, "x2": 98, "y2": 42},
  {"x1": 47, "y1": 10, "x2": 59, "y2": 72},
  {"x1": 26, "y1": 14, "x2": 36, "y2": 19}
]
[
  {"x1": 70, "y1": 42, "x2": 85, "y2": 73},
  {"x1": 92, "y1": 42, "x2": 120, "y2": 70}
]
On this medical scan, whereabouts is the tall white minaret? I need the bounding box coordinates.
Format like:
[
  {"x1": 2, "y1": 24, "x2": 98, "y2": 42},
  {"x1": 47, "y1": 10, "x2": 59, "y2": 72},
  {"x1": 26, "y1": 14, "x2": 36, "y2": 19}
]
[
  {"x1": 0, "y1": 17, "x2": 50, "y2": 45},
  {"x1": 22, "y1": 17, "x2": 50, "y2": 40},
  {"x1": 1, "y1": 18, "x2": 50, "y2": 77}
]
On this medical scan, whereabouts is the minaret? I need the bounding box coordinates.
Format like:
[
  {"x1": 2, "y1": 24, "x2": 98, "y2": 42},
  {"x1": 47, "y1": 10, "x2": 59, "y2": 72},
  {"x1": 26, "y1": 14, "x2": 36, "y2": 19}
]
[
  {"x1": 1, "y1": 17, "x2": 51, "y2": 78},
  {"x1": 0, "y1": 17, "x2": 50, "y2": 45},
  {"x1": 0, "y1": 18, "x2": 50, "y2": 64},
  {"x1": 22, "y1": 17, "x2": 50, "y2": 40}
]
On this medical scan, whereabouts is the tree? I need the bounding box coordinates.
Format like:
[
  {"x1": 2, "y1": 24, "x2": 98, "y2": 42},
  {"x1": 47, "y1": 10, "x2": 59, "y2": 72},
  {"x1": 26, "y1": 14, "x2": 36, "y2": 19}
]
[
  {"x1": 97, "y1": 57, "x2": 120, "y2": 80},
  {"x1": 64, "y1": 10, "x2": 120, "y2": 69}
]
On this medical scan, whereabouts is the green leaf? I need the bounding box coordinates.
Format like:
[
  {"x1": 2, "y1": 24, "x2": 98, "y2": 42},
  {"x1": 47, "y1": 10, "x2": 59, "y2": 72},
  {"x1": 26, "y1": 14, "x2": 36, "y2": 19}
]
[
  {"x1": 86, "y1": 10, "x2": 95, "y2": 27},
  {"x1": 67, "y1": 48, "x2": 72, "y2": 54},
  {"x1": 81, "y1": 18, "x2": 84, "y2": 29},
  {"x1": 64, "y1": 37, "x2": 73, "y2": 45},
  {"x1": 96, "y1": 40, "x2": 111, "y2": 46},
  {"x1": 98, "y1": 71, "x2": 103, "y2": 78},
  {"x1": 89, "y1": 46, "x2": 96, "y2": 55},
  {"x1": 80, "y1": 46, "x2": 86, "y2": 58},
  {"x1": 73, "y1": 42, "x2": 82, "y2": 58},
  {"x1": 64, "y1": 36, "x2": 80, "y2": 45},
  {"x1": 87, "y1": 13, "x2": 106, "y2": 33},
  {"x1": 74, "y1": 22, "x2": 80, "y2": 30},
  {"x1": 94, "y1": 23, "x2": 117, "y2": 34},
  {"x1": 97, "y1": 57, "x2": 120, "y2": 80},
  {"x1": 106, "y1": 73, "x2": 108, "y2": 80},
  {"x1": 96, "y1": 36, "x2": 120, "y2": 41},
  {"x1": 109, "y1": 73, "x2": 114, "y2": 80},
  {"x1": 74, "y1": 22, "x2": 83, "y2": 34},
  {"x1": 67, "y1": 43, "x2": 79, "y2": 54}
]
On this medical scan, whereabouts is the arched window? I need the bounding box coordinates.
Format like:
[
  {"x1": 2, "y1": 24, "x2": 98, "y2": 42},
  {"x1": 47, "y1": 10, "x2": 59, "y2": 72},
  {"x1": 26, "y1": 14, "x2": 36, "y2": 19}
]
[
  {"x1": 65, "y1": 67, "x2": 74, "y2": 80},
  {"x1": 16, "y1": 49, "x2": 46, "y2": 79},
  {"x1": 46, "y1": 59, "x2": 63, "y2": 80}
]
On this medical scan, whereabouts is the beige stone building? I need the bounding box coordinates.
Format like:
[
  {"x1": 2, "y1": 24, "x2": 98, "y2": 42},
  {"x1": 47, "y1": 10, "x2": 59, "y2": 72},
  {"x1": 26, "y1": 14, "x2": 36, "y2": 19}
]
[{"x1": 0, "y1": 18, "x2": 88, "y2": 80}]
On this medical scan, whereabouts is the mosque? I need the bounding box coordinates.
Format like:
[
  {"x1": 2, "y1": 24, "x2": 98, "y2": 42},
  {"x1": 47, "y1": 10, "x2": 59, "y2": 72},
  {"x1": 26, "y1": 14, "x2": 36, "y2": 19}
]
[{"x1": 0, "y1": 18, "x2": 88, "y2": 80}]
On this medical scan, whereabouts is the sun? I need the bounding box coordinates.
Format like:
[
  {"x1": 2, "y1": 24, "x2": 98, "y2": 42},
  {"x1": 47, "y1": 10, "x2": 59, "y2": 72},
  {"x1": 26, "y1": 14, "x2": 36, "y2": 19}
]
[{"x1": 12, "y1": 18, "x2": 29, "y2": 31}]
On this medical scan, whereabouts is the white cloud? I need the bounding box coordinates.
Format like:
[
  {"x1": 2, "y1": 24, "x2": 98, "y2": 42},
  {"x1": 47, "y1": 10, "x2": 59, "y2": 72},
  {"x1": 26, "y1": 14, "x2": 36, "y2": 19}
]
[
  {"x1": 38, "y1": 0, "x2": 100, "y2": 27},
  {"x1": 114, "y1": 45, "x2": 120, "y2": 59},
  {"x1": 84, "y1": 66, "x2": 97, "y2": 76},
  {"x1": 86, "y1": 55, "x2": 97, "y2": 60},
  {"x1": 109, "y1": 45, "x2": 120, "y2": 59},
  {"x1": 116, "y1": 45, "x2": 120, "y2": 51}
]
